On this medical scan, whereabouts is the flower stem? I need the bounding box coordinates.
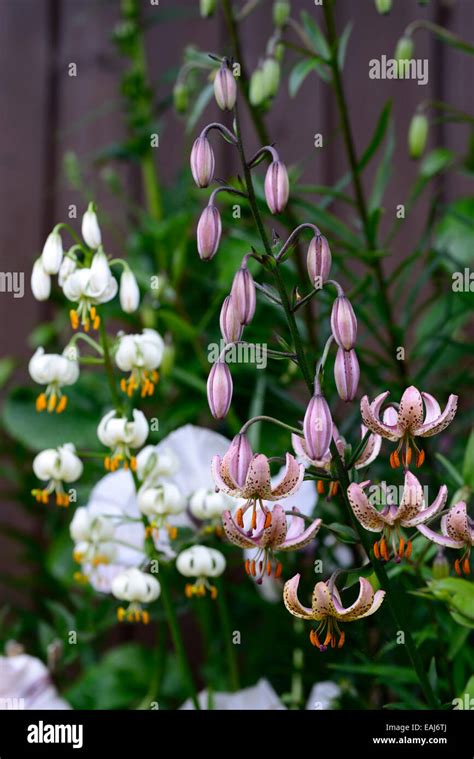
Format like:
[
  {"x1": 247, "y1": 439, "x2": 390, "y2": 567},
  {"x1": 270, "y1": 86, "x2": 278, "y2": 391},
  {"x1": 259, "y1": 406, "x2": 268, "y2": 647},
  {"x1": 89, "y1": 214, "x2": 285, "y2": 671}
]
[
  {"x1": 215, "y1": 578, "x2": 240, "y2": 692},
  {"x1": 240, "y1": 415, "x2": 302, "y2": 436},
  {"x1": 98, "y1": 318, "x2": 123, "y2": 414}
]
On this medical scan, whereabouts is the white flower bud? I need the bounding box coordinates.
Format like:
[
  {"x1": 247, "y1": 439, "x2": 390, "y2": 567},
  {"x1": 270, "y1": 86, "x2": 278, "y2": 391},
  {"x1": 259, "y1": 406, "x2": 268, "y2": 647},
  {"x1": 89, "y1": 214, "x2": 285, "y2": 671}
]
[
  {"x1": 31, "y1": 258, "x2": 51, "y2": 301},
  {"x1": 119, "y1": 270, "x2": 140, "y2": 313},
  {"x1": 111, "y1": 568, "x2": 160, "y2": 603},
  {"x1": 41, "y1": 231, "x2": 63, "y2": 275},
  {"x1": 81, "y1": 204, "x2": 102, "y2": 249},
  {"x1": 137, "y1": 482, "x2": 185, "y2": 517},
  {"x1": 176, "y1": 545, "x2": 226, "y2": 578}
]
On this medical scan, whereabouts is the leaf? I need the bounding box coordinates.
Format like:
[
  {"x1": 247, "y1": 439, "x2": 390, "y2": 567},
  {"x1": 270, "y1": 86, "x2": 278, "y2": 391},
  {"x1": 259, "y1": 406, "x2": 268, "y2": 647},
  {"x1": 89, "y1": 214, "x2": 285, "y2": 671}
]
[
  {"x1": 301, "y1": 11, "x2": 331, "y2": 60},
  {"x1": 368, "y1": 120, "x2": 395, "y2": 212},
  {"x1": 186, "y1": 83, "x2": 214, "y2": 134},
  {"x1": 419, "y1": 148, "x2": 455, "y2": 178},
  {"x1": 462, "y1": 429, "x2": 474, "y2": 489},
  {"x1": 357, "y1": 100, "x2": 392, "y2": 173},
  {"x1": 327, "y1": 662, "x2": 418, "y2": 684},
  {"x1": 289, "y1": 59, "x2": 319, "y2": 97},
  {"x1": 0, "y1": 357, "x2": 15, "y2": 388},
  {"x1": 325, "y1": 522, "x2": 358, "y2": 544},
  {"x1": 435, "y1": 453, "x2": 464, "y2": 487},
  {"x1": 428, "y1": 657, "x2": 438, "y2": 693},
  {"x1": 337, "y1": 22, "x2": 353, "y2": 70},
  {"x1": 434, "y1": 197, "x2": 474, "y2": 272}
]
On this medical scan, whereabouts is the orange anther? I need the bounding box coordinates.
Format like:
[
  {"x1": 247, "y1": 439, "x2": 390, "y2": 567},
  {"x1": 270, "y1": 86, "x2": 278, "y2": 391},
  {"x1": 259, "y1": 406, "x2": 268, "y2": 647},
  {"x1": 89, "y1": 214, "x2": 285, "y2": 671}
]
[
  {"x1": 250, "y1": 560, "x2": 256, "y2": 577},
  {"x1": 338, "y1": 631, "x2": 345, "y2": 649},
  {"x1": 380, "y1": 537, "x2": 389, "y2": 562},
  {"x1": 416, "y1": 449, "x2": 425, "y2": 468},
  {"x1": 373, "y1": 541, "x2": 380, "y2": 560},
  {"x1": 454, "y1": 558, "x2": 462, "y2": 576},
  {"x1": 463, "y1": 557, "x2": 471, "y2": 575},
  {"x1": 399, "y1": 538, "x2": 405, "y2": 558},
  {"x1": 267, "y1": 560, "x2": 272, "y2": 576},
  {"x1": 405, "y1": 540, "x2": 413, "y2": 559},
  {"x1": 390, "y1": 450, "x2": 400, "y2": 469},
  {"x1": 251, "y1": 509, "x2": 257, "y2": 530},
  {"x1": 236, "y1": 508, "x2": 244, "y2": 528},
  {"x1": 244, "y1": 559, "x2": 250, "y2": 575},
  {"x1": 274, "y1": 562, "x2": 283, "y2": 579},
  {"x1": 317, "y1": 480, "x2": 325, "y2": 495},
  {"x1": 264, "y1": 511, "x2": 272, "y2": 529}
]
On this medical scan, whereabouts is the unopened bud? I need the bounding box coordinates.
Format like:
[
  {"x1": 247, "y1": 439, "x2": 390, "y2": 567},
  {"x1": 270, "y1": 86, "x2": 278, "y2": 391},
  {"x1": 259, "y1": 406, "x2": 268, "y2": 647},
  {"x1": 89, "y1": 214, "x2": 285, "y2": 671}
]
[
  {"x1": 265, "y1": 160, "x2": 289, "y2": 214},
  {"x1": 220, "y1": 296, "x2": 243, "y2": 343},
  {"x1": 31, "y1": 258, "x2": 51, "y2": 301},
  {"x1": 249, "y1": 68, "x2": 266, "y2": 106},
  {"x1": 395, "y1": 36, "x2": 414, "y2": 78},
  {"x1": 408, "y1": 113, "x2": 428, "y2": 159},
  {"x1": 230, "y1": 264, "x2": 256, "y2": 325},
  {"x1": 207, "y1": 361, "x2": 233, "y2": 419},
  {"x1": 120, "y1": 269, "x2": 140, "y2": 313},
  {"x1": 214, "y1": 63, "x2": 237, "y2": 111},
  {"x1": 303, "y1": 389, "x2": 333, "y2": 461},
  {"x1": 334, "y1": 348, "x2": 360, "y2": 402},
  {"x1": 307, "y1": 234, "x2": 331, "y2": 286},
  {"x1": 331, "y1": 292, "x2": 357, "y2": 350},
  {"x1": 273, "y1": 0, "x2": 291, "y2": 27},
  {"x1": 375, "y1": 0, "x2": 392, "y2": 14},
  {"x1": 173, "y1": 81, "x2": 188, "y2": 114},
  {"x1": 432, "y1": 551, "x2": 449, "y2": 580},
  {"x1": 197, "y1": 204, "x2": 222, "y2": 260},
  {"x1": 200, "y1": 0, "x2": 216, "y2": 17},
  {"x1": 262, "y1": 58, "x2": 280, "y2": 99},
  {"x1": 82, "y1": 203, "x2": 102, "y2": 249},
  {"x1": 41, "y1": 231, "x2": 63, "y2": 275},
  {"x1": 190, "y1": 136, "x2": 215, "y2": 188}
]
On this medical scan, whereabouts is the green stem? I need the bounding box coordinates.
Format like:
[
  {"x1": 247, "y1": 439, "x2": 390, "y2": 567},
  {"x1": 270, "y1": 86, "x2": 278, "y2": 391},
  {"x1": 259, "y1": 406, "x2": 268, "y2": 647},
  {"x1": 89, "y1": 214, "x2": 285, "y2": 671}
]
[
  {"x1": 240, "y1": 415, "x2": 302, "y2": 436},
  {"x1": 159, "y1": 566, "x2": 201, "y2": 710},
  {"x1": 98, "y1": 318, "x2": 123, "y2": 414},
  {"x1": 215, "y1": 578, "x2": 240, "y2": 692}
]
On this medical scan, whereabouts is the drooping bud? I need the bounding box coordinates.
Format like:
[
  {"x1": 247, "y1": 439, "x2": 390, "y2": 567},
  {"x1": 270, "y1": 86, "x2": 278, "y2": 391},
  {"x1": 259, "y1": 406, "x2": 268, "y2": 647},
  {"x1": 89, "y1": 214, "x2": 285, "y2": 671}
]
[
  {"x1": 207, "y1": 361, "x2": 233, "y2": 420},
  {"x1": 331, "y1": 291, "x2": 357, "y2": 350},
  {"x1": 334, "y1": 348, "x2": 360, "y2": 402},
  {"x1": 303, "y1": 387, "x2": 333, "y2": 461},
  {"x1": 307, "y1": 235, "x2": 331, "y2": 287},
  {"x1": 231, "y1": 264, "x2": 256, "y2": 325},
  {"x1": 432, "y1": 551, "x2": 450, "y2": 580},
  {"x1": 214, "y1": 63, "x2": 237, "y2": 111},
  {"x1": 31, "y1": 258, "x2": 51, "y2": 301},
  {"x1": 81, "y1": 203, "x2": 102, "y2": 249},
  {"x1": 395, "y1": 36, "x2": 414, "y2": 78},
  {"x1": 220, "y1": 296, "x2": 243, "y2": 343},
  {"x1": 41, "y1": 231, "x2": 63, "y2": 275},
  {"x1": 273, "y1": 0, "x2": 291, "y2": 27},
  {"x1": 119, "y1": 269, "x2": 140, "y2": 313},
  {"x1": 261, "y1": 58, "x2": 280, "y2": 99},
  {"x1": 249, "y1": 68, "x2": 266, "y2": 106},
  {"x1": 408, "y1": 113, "x2": 429, "y2": 159},
  {"x1": 190, "y1": 136, "x2": 215, "y2": 188},
  {"x1": 197, "y1": 204, "x2": 222, "y2": 260},
  {"x1": 200, "y1": 0, "x2": 216, "y2": 17},
  {"x1": 375, "y1": 0, "x2": 392, "y2": 14},
  {"x1": 264, "y1": 160, "x2": 289, "y2": 214},
  {"x1": 173, "y1": 81, "x2": 188, "y2": 114},
  {"x1": 225, "y1": 433, "x2": 252, "y2": 487}
]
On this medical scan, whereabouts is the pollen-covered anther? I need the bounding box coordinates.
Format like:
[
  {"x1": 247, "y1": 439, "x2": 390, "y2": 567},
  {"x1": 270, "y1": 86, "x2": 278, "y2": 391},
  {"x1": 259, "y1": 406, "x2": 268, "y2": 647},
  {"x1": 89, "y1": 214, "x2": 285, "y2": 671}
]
[
  {"x1": 454, "y1": 558, "x2": 461, "y2": 576},
  {"x1": 390, "y1": 450, "x2": 401, "y2": 468},
  {"x1": 329, "y1": 481, "x2": 339, "y2": 497},
  {"x1": 36, "y1": 393, "x2": 47, "y2": 412},
  {"x1": 380, "y1": 537, "x2": 389, "y2": 562},
  {"x1": 404, "y1": 540, "x2": 413, "y2": 559},
  {"x1": 274, "y1": 561, "x2": 283, "y2": 578},
  {"x1": 56, "y1": 395, "x2": 67, "y2": 413},
  {"x1": 338, "y1": 631, "x2": 345, "y2": 649},
  {"x1": 47, "y1": 393, "x2": 57, "y2": 413},
  {"x1": 70, "y1": 310, "x2": 79, "y2": 330},
  {"x1": 317, "y1": 480, "x2": 325, "y2": 495},
  {"x1": 463, "y1": 557, "x2": 471, "y2": 575},
  {"x1": 244, "y1": 559, "x2": 250, "y2": 576},
  {"x1": 236, "y1": 508, "x2": 244, "y2": 528},
  {"x1": 416, "y1": 449, "x2": 425, "y2": 467},
  {"x1": 263, "y1": 511, "x2": 272, "y2": 529},
  {"x1": 373, "y1": 540, "x2": 381, "y2": 560},
  {"x1": 166, "y1": 525, "x2": 178, "y2": 540},
  {"x1": 309, "y1": 629, "x2": 321, "y2": 648},
  {"x1": 398, "y1": 537, "x2": 405, "y2": 558}
]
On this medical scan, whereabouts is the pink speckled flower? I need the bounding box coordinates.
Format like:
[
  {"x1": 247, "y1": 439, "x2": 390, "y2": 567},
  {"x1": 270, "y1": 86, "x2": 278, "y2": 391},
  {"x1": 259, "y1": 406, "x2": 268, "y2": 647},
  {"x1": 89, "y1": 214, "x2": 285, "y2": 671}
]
[
  {"x1": 360, "y1": 386, "x2": 458, "y2": 468},
  {"x1": 418, "y1": 501, "x2": 474, "y2": 576},
  {"x1": 284, "y1": 573, "x2": 385, "y2": 651},
  {"x1": 222, "y1": 504, "x2": 321, "y2": 581},
  {"x1": 347, "y1": 472, "x2": 447, "y2": 562}
]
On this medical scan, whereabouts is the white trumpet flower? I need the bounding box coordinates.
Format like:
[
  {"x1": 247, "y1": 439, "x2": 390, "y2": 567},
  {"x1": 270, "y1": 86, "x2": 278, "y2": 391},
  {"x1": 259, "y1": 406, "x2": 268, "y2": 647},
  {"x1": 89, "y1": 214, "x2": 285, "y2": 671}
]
[
  {"x1": 29, "y1": 346, "x2": 79, "y2": 413},
  {"x1": 137, "y1": 482, "x2": 185, "y2": 538},
  {"x1": 97, "y1": 409, "x2": 148, "y2": 471},
  {"x1": 31, "y1": 258, "x2": 51, "y2": 301},
  {"x1": 111, "y1": 568, "x2": 160, "y2": 623},
  {"x1": 63, "y1": 250, "x2": 117, "y2": 330},
  {"x1": 119, "y1": 269, "x2": 140, "y2": 314},
  {"x1": 176, "y1": 545, "x2": 226, "y2": 599},
  {"x1": 189, "y1": 488, "x2": 234, "y2": 521},
  {"x1": 81, "y1": 204, "x2": 102, "y2": 249},
  {"x1": 32, "y1": 443, "x2": 83, "y2": 507},
  {"x1": 115, "y1": 329, "x2": 164, "y2": 398},
  {"x1": 41, "y1": 231, "x2": 63, "y2": 275},
  {"x1": 135, "y1": 445, "x2": 179, "y2": 485}
]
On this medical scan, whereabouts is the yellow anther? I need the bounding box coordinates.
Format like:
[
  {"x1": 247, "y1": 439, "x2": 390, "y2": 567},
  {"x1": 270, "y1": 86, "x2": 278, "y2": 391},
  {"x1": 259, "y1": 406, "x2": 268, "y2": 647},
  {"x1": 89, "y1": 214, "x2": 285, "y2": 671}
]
[
  {"x1": 120, "y1": 378, "x2": 127, "y2": 393},
  {"x1": 70, "y1": 310, "x2": 79, "y2": 330},
  {"x1": 130, "y1": 457, "x2": 137, "y2": 472},
  {"x1": 36, "y1": 393, "x2": 47, "y2": 412},
  {"x1": 47, "y1": 393, "x2": 57, "y2": 412},
  {"x1": 117, "y1": 607, "x2": 126, "y2": 622},
  {"x1": 90, "y1": 306, "x2": 96, "y2": 320},
  {"x1": 93, "y1": 315, "x2": 100, "y2": 330},
  {"x1": 104, "y1": 456, "x2": 111, "y2": 470},
  {"x1": 56, "y1": 395, "x2": 67, "y2": 414},
  {"x1": 142, "y1": 611, "x2": 150, "y2": 624},
  {"x1": 84, "y1": 319, "x2": 90, "y2": 333}
]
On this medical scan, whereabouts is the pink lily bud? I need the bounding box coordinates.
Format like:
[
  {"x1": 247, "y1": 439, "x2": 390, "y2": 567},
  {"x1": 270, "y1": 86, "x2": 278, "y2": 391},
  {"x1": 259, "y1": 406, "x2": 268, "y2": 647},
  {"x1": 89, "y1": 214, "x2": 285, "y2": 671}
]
[
  {"x1": 214, "y1": 64, "x2": 237, "y2": 111},
  {"x1": 220, "y1": 296, "x2": 243, "y2": 343},
  {"x1": 264, "y1": 160, "x2": 289, "y2": 214},
  {"x1": 207, "y1": 361, "x2": 233, "y2": 419},
  {"x1": 331, "y1": 292, "x2": 357, "y2": 350},
  {"x1": 303, "y1": 388, "x2": 333, "y2": 461},
  {"x1": 307, "y1": 235, "x2": 331, "y2": 287},
  {"x1": 225, "y1": 433, "x2": 253, "y2": 487},
  {"x1": 190, "y1": 136, "x2": 215, "y2": 188},
  {"x1": 197, "y1": 204, "x2": 222, "y2": 260},
  {"x1": 334, "y1": 347, "x2": 360, "y2": 402},
  {"x1": 231, "y1": 265, "x2": 256, "y2": 325}
]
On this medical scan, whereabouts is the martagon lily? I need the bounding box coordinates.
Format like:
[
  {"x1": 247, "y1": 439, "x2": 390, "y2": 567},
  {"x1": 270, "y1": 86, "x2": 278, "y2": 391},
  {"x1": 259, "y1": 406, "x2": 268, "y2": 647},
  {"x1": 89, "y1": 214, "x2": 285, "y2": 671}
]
[
  {"x1": 212, "y1": 434, "x2": 304, "y2": 529},
  {"x1": 284, "y1": 573, "x2": 385, "y2": 651},
  {"x1": 361, "y1": 386, "x2": 458, "y2": 468},
  {"x1": 417, "y1": 501, "x2": 473, "y2": 576},
  {"x1": 347, "y1": 472, "x2": 448, "y2": 562},
  {"x1": 222, "y1": 504, "x2": 322, "y2": 582}
]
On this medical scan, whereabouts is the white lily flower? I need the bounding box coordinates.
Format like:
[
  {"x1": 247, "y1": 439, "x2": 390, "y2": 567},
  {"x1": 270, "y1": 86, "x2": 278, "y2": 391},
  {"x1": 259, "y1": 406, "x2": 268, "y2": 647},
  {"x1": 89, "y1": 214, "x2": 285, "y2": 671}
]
[
  {"x1": 63, "y1": 250, "x2": 117, "y2": 330},
  {"x1": 31, "y1": 258, "x2": 51, "y2": 301},
  {"x1": 41, "y1": 231, "x2": 63, "y2": 275},
  {"x1": 32, "y1": 443, "x2": 83, "y2": 507},
  {"x1": 181, "y1": 679, "x2": 285, "y2": 710},
  {"x1": 0, "y1": 654, "x2": 70, "y2": 710},
  {"x1": 58, "y1": 255, "x2": 77, "y2": 287},
  {"x1": 70, "y1": 509, "x2": 117, "y2": 567},
  {"x1": 176, "y1": 545, "x2": 226, "y2": 599},
  {"x1": 119, "y1": 269, "x2": 140, "y2": 314},
  {"x1": 189, "y1": 488, "x2": 234, "y2": 521},
  {"x1": 97, "y1": 409, "x2": 148, "y2": 471},
  {"x1": 29, "y1": 346, "x2": 79, "y2": 413},
  {"x1": 136, "y1": 445, "x2": 179, "y2": 484},
  {"x1": 111, "y1": 567, "x2": 160, "y2": 623},
  {"x1": 138, "y1": 482, "x2": 185, "y2": 530},
  {"x1": 115, "y1": 329, "x2": 164, "y2": 397},
  {"x1": 73, "y1": 539, "x2": 116, "y2": 567},
  {"x1": 81, "y1": 203, "x2": 102, "y2": 249}
]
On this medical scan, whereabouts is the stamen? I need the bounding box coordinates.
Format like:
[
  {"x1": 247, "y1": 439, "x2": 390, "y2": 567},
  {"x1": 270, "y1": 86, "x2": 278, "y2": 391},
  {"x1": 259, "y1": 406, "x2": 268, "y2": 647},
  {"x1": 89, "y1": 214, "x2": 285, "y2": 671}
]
[
  {"x1": 309, "y1": 629, "x2": 321, "y2": 648},
  {"x1": 117, "y1": 607, "x2": 126, "y2": 622},
  {"x1": 380, "y1": 537, "x2": 389, "y2": 562},
  {"x1": 210, "y1": 586, "x2": 218, "y2": 600},
  {"x1": 317, "y1": 480, "x2": 325, "y2": 495},
  {"x1": 142, "y1": 611, "x2": 150, "y2": 624},
  {"x1": 120, "y1": 378, "x2": 127, "y2": 393},
  {"x1": 416, "y1": 449, "x2": 425, "y2": 467},
  {"x1": 274, "y1": 562, "x2": 283, "y2": 579},
  {"x1": 454, "y1": 558, "x2": 461, "y2": 576},
  {"x1": 462, "y1": 557, "x2": 471, "y2": 575},
  {"x1": 84, "y1": 318, "x2": 90, "y2": 333},
  {"x1": 267, "y1": 560, "x2": 272, "y2": 576},
  {"x1": 56, "y1": 395, "x2": 67, "y2": 413},
  {"x1": 398, "y1": 538, "x2": 405, "y2": 558},
  {"x1": 244, "y1": 559, "x2": 250, "y2": 576},
  {"x1": 263, "y1": 511, "x2": 272, "y2": 529},
  {"x1": 338, "y1": 631, "x2": 345, "y2": 649},
  {"x1": 130, "y1": 457, "x2": 137, "y2": 471},
  {"x1": 70, "y1": 310, "x2": 79, "y2": 330},
  {"x1": 36, "y1": 393, "x2": 47, "y2": 412},
  {"x1": 373, "y1": 541, "x2": 380, "y2": 560},
  {"x1": 236, "y1": 508, "x2": 244, "y2": 528},
  {"x1": 404, "y1": 540, "x2": 412, "y2": 559},
  {"x1": 250, "y1": 560, "x2": 256, "y2": 577},
  {"x1": 104, "y1": 456, "x2": 111, "y2": 470},
  {"x1": 47, "y1": 393, "x2": 57, "y2": 413},
  {"x1": 251, "y1": 507, "x2": 257, "y2": 530},
  {"x1": 390, "y1": 450, "x2": 400, "y2": 469}
]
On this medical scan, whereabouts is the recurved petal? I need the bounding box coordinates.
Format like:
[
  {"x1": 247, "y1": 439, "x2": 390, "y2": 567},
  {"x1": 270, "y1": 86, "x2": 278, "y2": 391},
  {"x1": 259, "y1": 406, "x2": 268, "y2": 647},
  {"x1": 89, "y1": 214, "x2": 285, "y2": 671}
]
[
  {"x1": 262, "y1": 504, "x2": 287, "y2": 547},
  {"x1": 283, "y1": 574, "x2": 315, "y2": 620},
  {"x1": 414, "y1": 394, "x2": 458, "y2": 438},
  {"x1": 270, "y1": 453, "x2": 304, "y2": 499},
  {"x1": 332, "y1": 577, "x2": 378, "y2": 621},
  {"x1": 355, "y1": 426, "x2": 382, "y2": 468},
  {"x1": 347, "y1": 482, "x2": 386, "y2": 532},
  {"x1": 211, "y1": 455, "x2": 239, "y2": 495},
  {"x1": 360, "y1": 589, "x2": 386, "y2": 619},
  {"x1": 398, "y1": 386, "x2": 424, "y2": 434},
  {"x1": 242, "y1": 454, "x2": 272, "y2": 499},
  {"x1": 311, "y1": 581, "x2": 335, "y2": 619},
  {"x1": 280, "y1": 517, "x2": 322, "y2": 551},
  {"x1": 443, "y1": 502, "x2": 471, "y2": 543},
  {"x1": 421, "y1": 392, "x2": 441, "y2": 425},
  {"x1": 417, "y1": 523, "x2": 464, "y2": 549},
  {"x1": 403, "y1": 484, "x2": 448, "y2": 527},
  {"x1": 396, "y1": 471, "x2": 424, "y2": 524},
  {"x1": 222, "y1": 510, "x2": 259, "y2": 549},
  {"x1": 360, "y1": 392, "x2": 400, "y2": 441}
]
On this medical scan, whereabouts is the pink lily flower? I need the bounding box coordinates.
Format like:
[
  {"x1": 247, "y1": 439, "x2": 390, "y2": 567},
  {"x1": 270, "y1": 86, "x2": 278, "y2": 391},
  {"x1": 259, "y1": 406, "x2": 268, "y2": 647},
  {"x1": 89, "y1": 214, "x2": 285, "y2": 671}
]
[
  {"x1": 284, "y1": 572, "x2": 385, "y2": 651},
  {"x1": 418, "y1": 501, "x2": 473, "y2": 576},
  {"x1": 360, "y1": 386, "x2": 458, "y2": 469},
  {"x1": 222, "y1": 504, "x2": 322, "y2": 582},
  {"x1": 212, "y1": 434, "x2": 304, "y2": 529},
  {"x1": 347, "y1": 472, "x2": 447, "y2": 562}
]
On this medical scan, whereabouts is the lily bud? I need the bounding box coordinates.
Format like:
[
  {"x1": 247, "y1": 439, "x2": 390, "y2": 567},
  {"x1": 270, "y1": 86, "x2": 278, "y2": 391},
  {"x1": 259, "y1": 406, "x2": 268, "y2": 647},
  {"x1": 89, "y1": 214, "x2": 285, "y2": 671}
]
[
  {"x1": 408, "y1": 113, "x2": 428, "y2": 159},
  {"x1": 334, "y1": 348, "x2": 360, "y2": 402},
  {"x1": 200, "y1": 0, "x2": 216, "y2": 17},
  {"x1": 261, "y1": 58, "x2": 280, "y2": 99},
  {"x1": 120, "y1": 269, "x2": 140, "y2": 313},
  {"x1": 197, "y1": 204, "x2": 222, "y2": 260},
  {"x1": 173, "y1": 81, "x2": 188, "y2": 114},
  {"x1": 307, "y1": 234, "x2": 331, "y2": 287},
  {"x1": 331, "y1": 293, "x2": 357, "y2": 350},
  {"x1": 207, "y1": 361, "x2": 233, "y2": 420},
  {"x1": 264, "y1": 160, "x2": 289, "y2": 214},
  {"x1": 31, "y1": 258, "x2": 51, "y2": 301},
  {"x1": 81, "y1": 203, "x2": 102, "y2": 249},
  {"x1": 249, "y1": 68, "x2": 265, "y2": 106},
  {"x1": 220, "y1": 296, "x2": 243, "y2": 343},
  {"x1": 231, "y1": 264, "x2": 256, "y2": 325},
  {"x1": 214, "y1": 64, "x2": 237, "y2": 111},
  {"x1": 41, "y1": 231, "x2": 63, "y2": 275},
  {"x1": 273, "y1": 0, "x2": 291, "y2": 27},
  {"x1": 190, "y1": 136, "x2": 215, "y2": 188},
  {"x1": 375, "y1": 0, "x2": 392, "y2": 13},
  {"x1": 303, "y1": 389, "x2": 333, "y2": 461},
  {"x1": 395, "y1": 36, "x2": 414, "y2": 78}
]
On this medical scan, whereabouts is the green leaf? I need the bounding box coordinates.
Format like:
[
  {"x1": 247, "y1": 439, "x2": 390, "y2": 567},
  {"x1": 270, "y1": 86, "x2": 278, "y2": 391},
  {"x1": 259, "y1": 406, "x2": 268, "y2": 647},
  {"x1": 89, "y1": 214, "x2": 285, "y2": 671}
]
[
  {"x1": 434, "y1": 197, "x2": 474, "y2": 273},
  {"x1": 428, "y1": 657, "x2": 438, "y2": 693},
  {"x1": 368, "y1": 120, "x2": 395, "y2": 212},
  {"x1": 327, "y1": 662, "x2": 418, "y2": 684},
  {"x1": 337, "y1": 22, "x2": 353, "y2": 70},
  {"x1": 325, "y1": 522, "x2": 358, "y2": 544},
  {"x1": 301, "y1": 11, "x2": 331, "y2": 60},
  {"x1": 462, "y1": 429, "x2": 474, "y2": 489},
  {"x1": 419, "y1": 148, "x2": 455, "y2": 178},
  {"x1": 358, "y1": 100, "x2": 392, "y2": 173},
  {"x1": 0, "y1": 357, "x2": 15, "y2": 388},
  {"x1": 289, "y1": 59, "x2": 319, "y2": 97},
  {"x1": 435, "y1": 453, "x2": 464, "y2": 487},
  {"x1": 186, "y1": 83, "x2": 214, "y2": 134}
]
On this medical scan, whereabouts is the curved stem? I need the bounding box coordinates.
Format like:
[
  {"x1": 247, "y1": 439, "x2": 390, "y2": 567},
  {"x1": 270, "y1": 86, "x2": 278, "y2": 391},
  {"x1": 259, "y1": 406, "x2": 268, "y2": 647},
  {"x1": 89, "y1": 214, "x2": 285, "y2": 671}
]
[
  {"x1": 201, "y1": 122, "x2": 238, "y2": 145},
  {"x1": 276, "y1": 223, "x2": 321, "y2": 263},
  {"x1": 67, "y1": 332, "x2": 104, "y2": 356},
  {"x1": 239, "y1": 415, "x2": 301, "y2": 436},
  {"x1": 247, "y1": 145, "x2": 279, "y2": 168}
]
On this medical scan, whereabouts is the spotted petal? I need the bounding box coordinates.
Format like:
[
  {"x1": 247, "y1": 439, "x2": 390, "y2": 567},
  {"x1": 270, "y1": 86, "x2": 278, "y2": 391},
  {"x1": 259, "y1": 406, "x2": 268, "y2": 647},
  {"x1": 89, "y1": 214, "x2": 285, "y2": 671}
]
[
  {"x1": 241, "y1": 454, "x2": 272, "y2": 499},
  {"x1": 403, "y1": 484, "x2": 448, "y2": 527},
  {"x1": 280, "y1": 515, "x2": 322, "y2": 551},
  {"x1": 221, "y1": 510, "x2": 259, "y2": 549},
  {"x1": 211, "y1": 455, "x2": 239, "y2": 496},
  {"x1": 421, "y1": 392, "x2": 441, "y2": 425},
  {"x1": 360, "y1": 392, "x2": 400, "y2": 441},
  {"x1": 311, "y1": 581, "x2": 336, "y2": 619},
  {"x1": 283, "y1": 574, "x2": 315, "y2": 620},
  {"x1": 347, "y1": 482, "x2": 386, "y2": 532},
  {"x1": 417, "y1": 523, "x2": 464, "y2": 549},
  {"x1": 262, "y1": 504, "x2": 287, "y2": 548},
  {"x1": 396, "y1": 471, "x2": 424, "y2": 524},
  {"x1": 442, "y1": 502, "x2": 470, "y2": 543},
  {"x1": 415, "y1": 394, "x2": 458, "y2": 438},
  {"x1": 270, "y1": 453, "x2": 304, "y2": 500},
  {"x1": 398, "y1": 386, "x2": 424, "y2": 434},
  {"x1": 355, "y1": 426, "x2": 382, "y2": 468},
  {"x1": 332, "y1": 577, "x2": 383, "y2": 621}
]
